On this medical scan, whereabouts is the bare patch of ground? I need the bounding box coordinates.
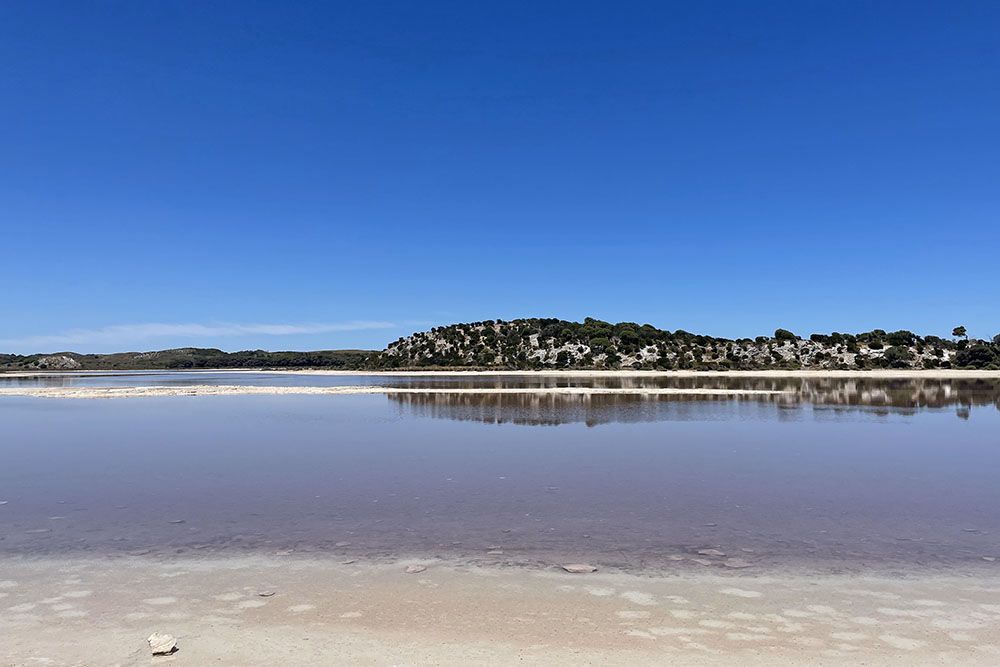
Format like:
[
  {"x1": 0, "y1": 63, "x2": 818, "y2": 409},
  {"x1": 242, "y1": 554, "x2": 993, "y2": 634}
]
[{"x1": 1, "y1": 556, "x2": 998, "y2": 665}]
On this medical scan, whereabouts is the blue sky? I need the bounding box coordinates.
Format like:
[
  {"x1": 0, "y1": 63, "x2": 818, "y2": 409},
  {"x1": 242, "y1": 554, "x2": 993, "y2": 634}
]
[{"x1": 2, "y1": 1, "x2": 998, "y2": 353}]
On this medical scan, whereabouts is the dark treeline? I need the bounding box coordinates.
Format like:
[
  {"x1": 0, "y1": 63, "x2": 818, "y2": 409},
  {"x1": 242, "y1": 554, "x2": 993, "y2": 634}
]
[
  {"x1": 0, "y1": 348, "x2": 370, "y2": 371},
  {"x1": 371, "y1": 318, "x2": 1000, "y2": 371},
  {"x1": 3, "y1": 319, "x2": 1000, "y2": 372}
]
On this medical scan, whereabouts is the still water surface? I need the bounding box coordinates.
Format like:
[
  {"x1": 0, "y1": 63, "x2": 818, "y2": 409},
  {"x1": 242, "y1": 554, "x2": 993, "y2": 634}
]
[{"x1": 1, "y1": 373, "x2": 999, "y2": 572}]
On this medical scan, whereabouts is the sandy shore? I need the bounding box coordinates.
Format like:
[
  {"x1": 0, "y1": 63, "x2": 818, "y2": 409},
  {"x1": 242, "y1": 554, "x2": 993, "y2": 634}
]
[
  {"x1": 3, "y1": 369, "x2": 1000, "y2": 379},
  {"x1": 0, "y1": 385, "x2": 790, "y2": 399},
  {"x1": 1, "y1": 555, "x2": 998, "y2": 665},
  {"x1": 258, "y1": 369, "x2": 1000, "y2": 379}
]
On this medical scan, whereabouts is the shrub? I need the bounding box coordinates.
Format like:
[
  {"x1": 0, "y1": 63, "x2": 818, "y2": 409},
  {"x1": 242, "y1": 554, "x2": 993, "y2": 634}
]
[
  {"x1": 886, "y1": 330, "x2": 917, "y2": 346},
  {"x1": 883, "y1": 346, "x2": 914, "y2": 368},
  {"x1": 588, "y1": 337, "x2": 612, "y2": 353},
  {"x1": 955, "y1": 344, "x2": 996, "y2": 369}
]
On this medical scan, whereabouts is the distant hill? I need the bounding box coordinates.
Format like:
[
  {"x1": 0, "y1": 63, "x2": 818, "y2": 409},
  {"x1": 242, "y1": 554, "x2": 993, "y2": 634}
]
[
  {"x1": 0, "y1": 348, "x2": 371, "y2": 371},
  {"x1": 4, "y1": 318, "x2": 999, "y2": 372},
  {"x1": 370, "y1": 318, "x2": 1000, "y2": 371}
]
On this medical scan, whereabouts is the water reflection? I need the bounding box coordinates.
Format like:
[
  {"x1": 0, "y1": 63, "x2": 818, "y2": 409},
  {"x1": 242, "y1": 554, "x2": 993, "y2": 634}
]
[
  {"x1": 2, "y1": 388, "x2": 999, "y2": 571},
  {"x1": 3, "y1": 373, "x2": 999, "y2": 425},
  {"x1": 388, "y1": 392, "x2": 775, "y2": 426},
  {"x1": 389, "y1": 378, "x2": 1000, "y2": 425}
]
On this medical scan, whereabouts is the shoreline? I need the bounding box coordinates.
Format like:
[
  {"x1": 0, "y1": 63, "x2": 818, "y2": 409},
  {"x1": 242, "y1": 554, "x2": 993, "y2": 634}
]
[
  {"x1": 0, "y1": 385, "x2": 792, "y2": 399},
  {"x1": 262, "y1": 368, "x2": 1000, "y2": 378},
  {"x1": 3, "y1": 368, "x2": 1000, "y2": 379},
  {"x1": 2, "y1": 554, "x2": 998, "y2": 665}
]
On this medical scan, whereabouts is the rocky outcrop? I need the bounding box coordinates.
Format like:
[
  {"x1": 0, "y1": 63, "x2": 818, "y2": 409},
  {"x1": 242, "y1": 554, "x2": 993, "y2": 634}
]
[{"x1": 32, "y1": 355, "x2": 82, "y2": 370}]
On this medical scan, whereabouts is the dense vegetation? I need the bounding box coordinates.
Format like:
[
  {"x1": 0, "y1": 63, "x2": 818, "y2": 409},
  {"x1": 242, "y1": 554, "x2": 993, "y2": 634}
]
[
  {"x1": 371, "y1": 318, "x2": 1000, "y2": 371},
  {"x1": 0, "y1": 348, "x2": 370, "y2": 371},
  {"x1": 3, "y1": 319, "x2": 999, "y2": 372}
]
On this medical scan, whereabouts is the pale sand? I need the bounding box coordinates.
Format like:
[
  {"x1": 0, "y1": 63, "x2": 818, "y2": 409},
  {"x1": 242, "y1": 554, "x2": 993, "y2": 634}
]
[
  {"x1": 1, "y1": 556, "x2": 998, "y2": 665},
  {"x1": 3, "y1": 369, "x2": 1000, "y2": 379},
  {"x1": 259, "y1": 369, "x2": 1000, "y2": 378},
  {"x1": 0, "y1": 385, "x2": 790, "y2": 399}
]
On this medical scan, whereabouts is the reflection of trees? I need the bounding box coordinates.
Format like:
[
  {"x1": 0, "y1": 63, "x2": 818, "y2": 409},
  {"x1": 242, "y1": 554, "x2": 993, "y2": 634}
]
[
  {"x1": 5, "y1": 374, "x2": 998, "y2": 423},
  {"x1": 387, "y1": 391, "x2": 757, "y2": 427},
  {"x1": 387, "y1": 378, "x2": 1000, "y2": 426},
  {"x1": 769, "y1": 378, "x2": 1000, "y2": 411}
]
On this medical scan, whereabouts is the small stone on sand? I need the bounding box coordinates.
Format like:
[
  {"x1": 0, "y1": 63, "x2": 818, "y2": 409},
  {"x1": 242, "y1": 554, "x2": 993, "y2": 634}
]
[
  {"x1": 561, "y1": 564, "x2": 598, "y2": 573},
  {"x1": 697, "y1": 548, "x2": 726, "y2": 557},
  {"x1": 405, "y1": 565, "x2": 427, "y2": 574},
  {"x1": 148, "y1": 632, "x2": 177, "y2": 655},
  {"x1": 257, "y1": 590, "x2": 276, "y2": 597}
]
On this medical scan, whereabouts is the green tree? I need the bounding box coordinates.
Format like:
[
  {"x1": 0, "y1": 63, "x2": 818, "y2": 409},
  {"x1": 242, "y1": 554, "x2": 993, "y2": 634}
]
[
  {"x1": 955, "y1": 344, "x2": 996, "y2": 369},
  {"x1": 588, "y1": 337, "x2": 611, "y2": 353},
  {"x1": 883, "y1": 346, "x2": 914, "y2": 368},
  {"x1": 886, "y1": 330, "x2": 917, "y2": 346}
]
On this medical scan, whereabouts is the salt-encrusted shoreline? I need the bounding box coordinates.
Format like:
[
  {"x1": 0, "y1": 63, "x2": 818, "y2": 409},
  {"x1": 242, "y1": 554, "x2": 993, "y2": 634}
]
[
  {"x1": 1, "y1": 555, "x2": 998, "y2": 665},
  {"x1": 4, "y1": 368, "x2": 999, "y2": 379},
  {"x1": 0, "y1": 385, "x2": 790, "y2": 399},
  {"x1": 259, "y1": 368, "x2": 1000, "y2": 378}
]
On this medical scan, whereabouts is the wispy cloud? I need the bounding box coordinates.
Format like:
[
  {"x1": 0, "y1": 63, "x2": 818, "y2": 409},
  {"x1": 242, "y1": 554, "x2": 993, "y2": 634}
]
[{"x1": 0, "y1": 321, "x2": 396, "y2": 352}]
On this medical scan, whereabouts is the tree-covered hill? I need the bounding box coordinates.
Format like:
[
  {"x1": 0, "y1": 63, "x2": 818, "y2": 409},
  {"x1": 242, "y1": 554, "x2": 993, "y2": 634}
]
[
  {"x1": 370, "y1": 318, "x2": 1000, "y2": 371},
  {"x1": 3, "y1": 318, "x2": 999, "y2": 371},
  {"x1": 0, "y1": 348, "x2": 370, "y2": 371}
]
